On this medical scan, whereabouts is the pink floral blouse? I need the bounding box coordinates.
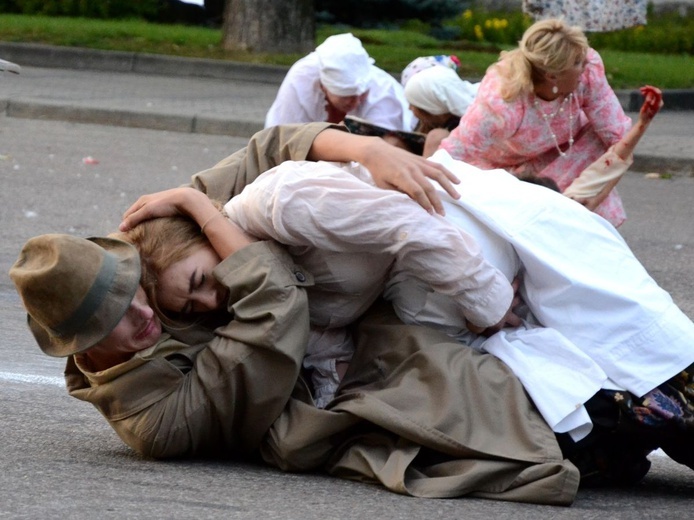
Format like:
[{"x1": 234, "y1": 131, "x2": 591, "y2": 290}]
[{"x1": 440, "y1": 48, "x2": 632, "y2": 226}]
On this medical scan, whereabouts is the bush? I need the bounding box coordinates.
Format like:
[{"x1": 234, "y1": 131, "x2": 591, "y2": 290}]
[
  {"x1": 444, "y1": 9, "x2": 531, "y2": 46},
  {"x1": 587, "y1": 11, "x2": 694, "y2": 55},
  {"x1": 443, "y1": 7, "x2": 694, "y2": 55}
]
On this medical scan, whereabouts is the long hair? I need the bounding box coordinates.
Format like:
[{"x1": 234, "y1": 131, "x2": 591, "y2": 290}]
[
  {"x1": 111, "y1": 211, "x2": 219, "y2": 326},
  {"x1": 495, "y1": 18, "x2": 589, "y2": 101}
]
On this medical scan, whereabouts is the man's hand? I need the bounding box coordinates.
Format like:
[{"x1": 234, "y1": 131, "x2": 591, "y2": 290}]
[
  {"x1": 358, "y1": 137, "x2": 461, "y2": 216},
  {"x1": 308, "y1": 129, "x2": 461, "y2": 215}
]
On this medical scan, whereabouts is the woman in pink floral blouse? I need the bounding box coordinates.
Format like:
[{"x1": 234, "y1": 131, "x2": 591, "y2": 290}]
[{"x1": 439, "y1": 18, "x2": 632, "y2": 227}]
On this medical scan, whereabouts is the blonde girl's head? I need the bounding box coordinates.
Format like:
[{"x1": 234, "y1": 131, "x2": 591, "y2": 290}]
[
  {"x1": 111, "y1": 214, "x2": 212, "y2": 326},
  {"x1": 496, "y1": 18, "x2": 589, "y2": 101}
]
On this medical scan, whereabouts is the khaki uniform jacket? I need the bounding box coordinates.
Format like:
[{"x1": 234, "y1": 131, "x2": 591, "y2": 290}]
[
  {"x1": 66, "y1": 123, "x2": 579, "y2": 505},
  {"x1": 66, "y1": 241, "x2": 313, "y2": 458}
]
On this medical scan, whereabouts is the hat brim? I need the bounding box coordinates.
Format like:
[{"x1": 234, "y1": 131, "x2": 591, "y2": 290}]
[{"x1": 29, "y1": 237, "x2": 141, "y2": 357}]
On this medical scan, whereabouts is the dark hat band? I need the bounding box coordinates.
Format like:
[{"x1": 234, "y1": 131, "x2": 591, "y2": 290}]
[{"x1": 52, "y1": 252, "x2": 118, "y2": 338}]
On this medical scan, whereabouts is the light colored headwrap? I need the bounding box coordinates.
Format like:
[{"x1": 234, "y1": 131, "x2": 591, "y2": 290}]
[
  {"x1": 316, "y1": 33, "x2": 374, "y2": 97},
  {"x1": 404, "y1": 66, "x2": 478, "y2": 117},
  {"x1": 400, "y1": 54, "x2": 460, "y2": 87}
]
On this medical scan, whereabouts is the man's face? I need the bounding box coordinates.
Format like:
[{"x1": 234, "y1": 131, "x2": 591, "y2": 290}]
[{"x1": 92, "y1": 285, "x2": 162, "y2": 356}]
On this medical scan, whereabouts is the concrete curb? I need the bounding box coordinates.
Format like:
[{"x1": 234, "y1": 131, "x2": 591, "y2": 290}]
[
  {"x1": 616, "y1": 89, "x2": 694, "y2": 112},
  {"x1": 0, "y1": 41, "x2": 290, "y2": 84},
  {"x1": 4, "y1": 99, "x2": 264, "y2": 136},
  {"x1": 632, "y1": 155, "x2": 693, "y2": 176}
]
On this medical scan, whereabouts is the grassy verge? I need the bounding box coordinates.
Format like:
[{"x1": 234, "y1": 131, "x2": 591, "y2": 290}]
[{"x1": 0, "y1": 14, "x2": 692, "y2": 88}]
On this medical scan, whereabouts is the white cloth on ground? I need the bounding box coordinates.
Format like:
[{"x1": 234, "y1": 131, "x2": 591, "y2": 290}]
[{"x1": 227, "y1": 160, "x2": 605, "y2": 438}]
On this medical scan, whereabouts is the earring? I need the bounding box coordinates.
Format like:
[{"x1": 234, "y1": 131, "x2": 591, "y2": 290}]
[{"x1": 552, "y1": 85, "x2": 559, "y2": 94}]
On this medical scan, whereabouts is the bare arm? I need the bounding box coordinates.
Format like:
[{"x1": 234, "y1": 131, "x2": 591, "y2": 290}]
[
  {"x1": 422, "y1": 128, "x2": 450, "y2": 159},
  {"x1": 120, "y1": 187, "x2": 256, "y2": 260},
  {"x1": 566, "y1": 86, "x2": 663, "y2": 209}
]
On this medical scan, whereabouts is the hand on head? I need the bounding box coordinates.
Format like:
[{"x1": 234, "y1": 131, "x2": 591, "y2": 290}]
[{"x1": 120, "y1": 187, "x2": 213, "y2": 232}]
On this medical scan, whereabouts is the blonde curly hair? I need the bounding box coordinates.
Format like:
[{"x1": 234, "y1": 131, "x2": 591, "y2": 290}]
[{"x1": 495, "y1": 18, "x2": 589, "y2": 101}]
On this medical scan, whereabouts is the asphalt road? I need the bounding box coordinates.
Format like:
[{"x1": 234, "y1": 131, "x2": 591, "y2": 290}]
[{"x1": 1, "y1": 117, "x2": 693, "y2": 519}]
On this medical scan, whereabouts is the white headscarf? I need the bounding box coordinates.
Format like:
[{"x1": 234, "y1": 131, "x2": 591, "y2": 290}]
[
  {"x1": 400, "y1": 54, "x2": 460, "y2": 87},
  {"x1": 316, "y1": 33, "x2": 374, "y2": 96},
  {"x1": 404, "y1": 66, "x2": 478, "y2": 117}
]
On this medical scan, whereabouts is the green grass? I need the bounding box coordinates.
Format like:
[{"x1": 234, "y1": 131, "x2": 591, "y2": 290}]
[
  {"x1": 600, "y1": 50, "x2": 694, "y2": 89},
  {"x1": 1, "y1": 14, "x2": 693, "y2": 88}
]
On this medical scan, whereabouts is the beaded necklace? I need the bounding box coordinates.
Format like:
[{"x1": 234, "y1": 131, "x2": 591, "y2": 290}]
[{"x1": 533, "y1": 93, "x2": 574, "y2": 157}]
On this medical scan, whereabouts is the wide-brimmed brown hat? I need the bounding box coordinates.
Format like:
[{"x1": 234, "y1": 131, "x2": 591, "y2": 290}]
[{"x1": 9, "y1": 234, "x2": 141, "y2": 357}]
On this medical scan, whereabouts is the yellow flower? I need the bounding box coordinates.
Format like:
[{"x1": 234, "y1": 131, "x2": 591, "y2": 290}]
[
  {"x1": 463, "y1": 9, "x2": 473, "y2": 20},
  {"x1": 474, "y1": 24, "x2": 484, "y2": 40},
  {"x1": 493, "y1": 18, "x2": 508, "y2": 30}
]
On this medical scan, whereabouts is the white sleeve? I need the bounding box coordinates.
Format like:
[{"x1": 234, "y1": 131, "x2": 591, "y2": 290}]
[
  {"x1": 224, "y1": 160, "x2": 513, "y2": 327},
  {"x1": 563, "y1": 146, "x2": 632, "y2": 199}
]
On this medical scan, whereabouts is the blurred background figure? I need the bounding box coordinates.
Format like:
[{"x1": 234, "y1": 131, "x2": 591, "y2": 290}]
[
  {"x1": 400, "y1": 54, "x2": 461, "y2": 88},
  {"x1": 265, "y1": 33, "x2": 413, "y2": 131},
  {"x1": 404, "y1": 65, "x2": 479, "y2": 156}
]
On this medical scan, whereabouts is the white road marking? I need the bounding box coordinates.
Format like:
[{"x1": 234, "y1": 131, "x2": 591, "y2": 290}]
[{"x1": 0, "y1": 371, "x2": 63, "y2": 386}]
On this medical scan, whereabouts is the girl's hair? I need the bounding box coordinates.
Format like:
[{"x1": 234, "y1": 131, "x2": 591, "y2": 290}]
[
  {"x1": 495, "y1": 18, "x2": 589, "y2": 101},
  {"x1": 111, "y1": 206, "x2": 222, "y2": 326}
]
